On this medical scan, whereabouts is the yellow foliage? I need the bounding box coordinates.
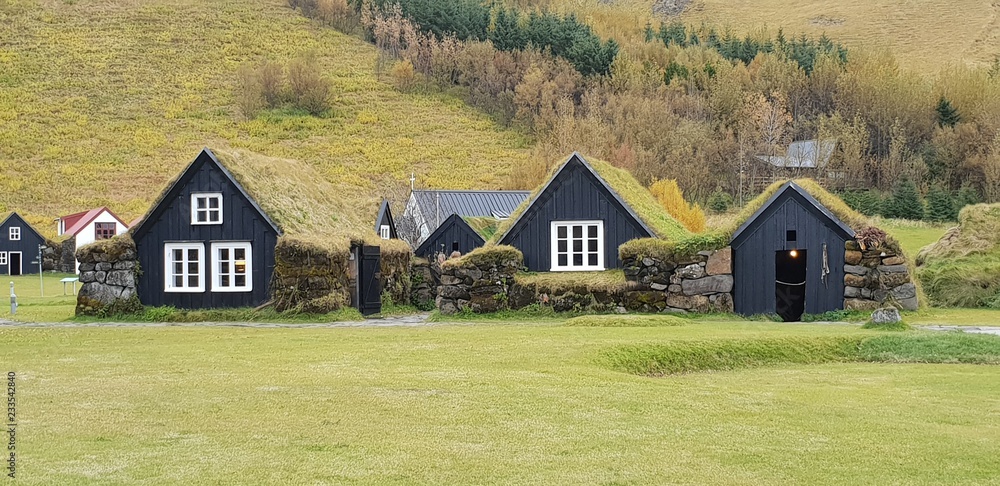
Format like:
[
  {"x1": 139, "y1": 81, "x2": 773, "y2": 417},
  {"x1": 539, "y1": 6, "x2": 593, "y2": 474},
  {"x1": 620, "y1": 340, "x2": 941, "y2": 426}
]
[{"x1": 649, "y1": 179, "x2": 706, "y2": 233}]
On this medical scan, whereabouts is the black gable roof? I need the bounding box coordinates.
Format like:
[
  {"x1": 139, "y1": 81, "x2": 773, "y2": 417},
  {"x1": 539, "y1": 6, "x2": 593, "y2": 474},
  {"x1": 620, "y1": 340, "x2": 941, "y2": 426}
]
[
  {"x1": 374, "y1": 199, "x2": 398, "y2": 239},
  {"x1": 0, "y1": 212, "x2": 46, "y2": 243},
  {"x1": 731, "y1": 181, "x2": 855, "y2": 247}
]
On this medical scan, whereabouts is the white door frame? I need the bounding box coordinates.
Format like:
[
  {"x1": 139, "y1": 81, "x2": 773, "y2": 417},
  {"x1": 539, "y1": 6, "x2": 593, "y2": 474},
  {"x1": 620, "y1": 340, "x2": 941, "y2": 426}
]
[{"x1": 8, "y1": 251, "x2": 21, "y2": 276}]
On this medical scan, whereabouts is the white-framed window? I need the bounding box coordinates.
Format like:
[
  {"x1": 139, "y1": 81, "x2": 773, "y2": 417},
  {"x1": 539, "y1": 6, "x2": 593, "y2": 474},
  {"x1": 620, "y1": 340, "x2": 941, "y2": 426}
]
[
  {"x1": 211, "y1": 242, "x2": 252, "y2": 292},
  {"x1": 0, "y1": 252, "x2": 6, "y2": 266},
  {"x1": 164, "y1": 243, "x2": 205, "y2": 292},
  {"x1": 550, "y1": 220, "x2": 604, "y2": 271},
  {"x1": 191, "y1": 193, "x2": 223, "y2": 225},
  {"x1": 9, "y1": 227, "x2": 20, "y2": 241},
  {"x1": 379, "y1": 225, "x2": 391, "y2": 240}
]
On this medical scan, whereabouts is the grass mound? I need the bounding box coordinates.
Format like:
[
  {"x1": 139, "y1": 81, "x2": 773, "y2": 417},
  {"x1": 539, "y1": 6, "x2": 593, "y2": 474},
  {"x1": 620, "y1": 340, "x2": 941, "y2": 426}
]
[
  {"x1": 564, "y1": 314, "x2": 686, "y2": 327},
  {"x1": 602, "y1": 333, "x2": 1000, "y2": 375},
  {"x1": 862, "y1": 320, "x2": 911, "y2": 331},
  {"x1": 515, "y1": 270, "x2": 629, "y2": 294},
  {"x1": 917, "y1": 204, "x2": 1000, "y2": 307}
]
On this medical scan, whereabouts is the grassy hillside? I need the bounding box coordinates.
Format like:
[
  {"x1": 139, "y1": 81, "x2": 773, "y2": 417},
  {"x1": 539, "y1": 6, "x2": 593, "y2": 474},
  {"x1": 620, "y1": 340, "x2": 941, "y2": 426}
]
[
  {"x1": 0, "y1": 0, "x2": 531, "y2": 238},
  {"x1": 534, "y1": 0, "x2": 998, "y2": 73}
]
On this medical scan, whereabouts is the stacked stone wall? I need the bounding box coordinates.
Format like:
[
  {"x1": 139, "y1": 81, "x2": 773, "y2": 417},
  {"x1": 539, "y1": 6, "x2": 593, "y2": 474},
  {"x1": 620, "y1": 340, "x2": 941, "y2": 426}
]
[
  {"x1": 843, "y1": 241, "x2": 918, "y2": 311},
  {"x1": 75, "y1": 236, "x2": 141, "y2": 316},
  {"x1": 621, "y1": 248, "x2": 734, "y2": 313}
]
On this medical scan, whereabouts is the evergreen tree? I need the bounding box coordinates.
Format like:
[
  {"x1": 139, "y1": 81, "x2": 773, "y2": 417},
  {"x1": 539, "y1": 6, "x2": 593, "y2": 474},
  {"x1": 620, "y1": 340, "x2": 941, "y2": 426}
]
[
  {"x1": 489, "y1": 7, "x2": 525, "y2": 51},
  {"x1": 882, "y1": 178, "x2": 925, "y2": 220},
  {"x1": 956, "y1": 183, "x2": 981, "y2": 209},
  {"x1": 936, "y1": 96, "x2": 961, "y2": 127},
  {"x1": 925, "y1": 184, "x2": 957, "y2": 222},
  {"x1": 707, "y1": 188, "x2": 734, "y2": 213}
]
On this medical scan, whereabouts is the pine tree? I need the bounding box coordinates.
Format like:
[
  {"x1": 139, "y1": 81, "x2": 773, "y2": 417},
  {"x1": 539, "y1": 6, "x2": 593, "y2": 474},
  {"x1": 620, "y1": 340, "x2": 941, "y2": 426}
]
[
  {"x1": 882, "y1": 178, "x2": 925, "y2": 220},
  {"x1": 925, "y1": 184, "x2": 957, "y2": 222},
  {"x1": 936, "y1": 96, "x2": 961, "y2": 128},
  {"x1": 707, "y1": 188, "x2": 734, "y2": 213},
  {"x1": 956, "y1": 183, "x2": 981, "y2": 209}
]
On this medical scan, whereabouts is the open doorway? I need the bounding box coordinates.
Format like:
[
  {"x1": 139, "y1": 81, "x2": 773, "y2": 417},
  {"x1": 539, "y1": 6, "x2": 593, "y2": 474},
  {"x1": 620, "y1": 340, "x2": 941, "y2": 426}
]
[
  {"x1": 9, "y1": 252, "x2": 22, "y2": 276},
  {"x1": 775, "y1": 249, "x2": 806, "y2": 321}
]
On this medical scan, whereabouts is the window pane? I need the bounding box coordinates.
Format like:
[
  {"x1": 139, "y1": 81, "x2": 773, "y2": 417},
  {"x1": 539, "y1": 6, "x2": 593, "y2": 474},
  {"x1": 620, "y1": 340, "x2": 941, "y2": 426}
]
[
  {"x1": 209, "y1": 211, "x2": 220, "y2": 222},
  {"x1": 188, "y1": 249, "x2": 199, "y2": 261},
  {"x1": 188, "y1": 262, "x2": 198, "y2": 274},
  {"x1": 572, "y1": 240, "x2": 582, "y2": 252},
  {"x1": 572, "y1": 226, "x2": 582, "y2": 238},
  {"x1": 188, "y1": 276, "x2": 199, "y2": 287},
  {"x1": 221, "y1": 275, "x2": 230, "y2": 287},
  {"x1": 235, "y1": 275, "x2": 246, "y2": 287},
  {"x1": 588, "y1": 225, "x2": 598, "y2": 238},
  {"x1": 197, "y1": 197, "x2": 207, "y2": 209},
  {"x1": 557, "y1": 226, "x2": 567, "y2": 238},
  {"x1": 235, "y1": 248, "x2": 245, "y2": 260},
  {"x1": 174, "y1": 262, "x2": 183, "y2": 274},
  {"x1": 173, "y1": 249, "x2": 183, "y2": 261},
  {"x1": 209, "y1": 198, "x2": 219, "y2": 209},
  {"x1": 588, "y1": 254, "x2": 598, "y2": 266},
  {"x1": 557, "y1": 240, "x2": 567, "y2": 252},
  {"x1": 221, "y1": 262, "x2": 230, "y2": 274},
  {"x1": 220, "y1": 248, "x2": 229, "y2": 260},
  {"x1": 572, "y1": 254, "x2": 583, "y2": 266},
  {"x1": 174, "y1": 276, "x2": 183, "y2": 287},
  {"x1": 588, "y1": 239, "x2": 598, "y2": 252},
  {"x1": 558, "y1": 255, "x2": 567, "y2": 266},
  {"x1": 197, "y1": 212, "x2": 207, "y2": 222}
]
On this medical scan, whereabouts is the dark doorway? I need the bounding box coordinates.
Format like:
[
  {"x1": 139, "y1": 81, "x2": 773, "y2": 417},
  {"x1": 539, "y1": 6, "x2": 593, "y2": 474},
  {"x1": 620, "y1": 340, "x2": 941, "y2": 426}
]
[
  {"x1": 356, "y1": 245, "x2": 382, "y2": 316},
  {"x1": 775, "y1": 250, "x2": 806, "y2": 321},
  {"x1": 9, "y1": 252, "x2": 21, "y2": 276}
]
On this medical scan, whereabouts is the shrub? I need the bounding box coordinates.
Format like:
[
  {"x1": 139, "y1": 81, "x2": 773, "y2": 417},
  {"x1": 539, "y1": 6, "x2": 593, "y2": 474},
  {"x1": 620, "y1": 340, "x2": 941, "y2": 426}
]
[
  {"x1": 840, "y1": 190, "x2": 884, "y2": 217},
  {"x1": 287, "y1": 53, "x2": 331, "y2": 115},
  {"x1": 390, "y1": 59, "x2": 418, "y2": 91},
  {"x1": 649, "y1": 178, "x2": 706, "y2": 232},
  {"x1": 707, "y1": 188, "x2": 734, "y2": 213},
  {"x1": 235, "y1": 64, "x2": 267, "y2": 118}
]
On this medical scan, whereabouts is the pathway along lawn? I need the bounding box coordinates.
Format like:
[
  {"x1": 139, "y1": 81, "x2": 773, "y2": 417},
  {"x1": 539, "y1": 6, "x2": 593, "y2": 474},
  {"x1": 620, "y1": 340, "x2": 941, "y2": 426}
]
[{"x1": 2, "y1": 322, "x2": 998, "y2": 484}]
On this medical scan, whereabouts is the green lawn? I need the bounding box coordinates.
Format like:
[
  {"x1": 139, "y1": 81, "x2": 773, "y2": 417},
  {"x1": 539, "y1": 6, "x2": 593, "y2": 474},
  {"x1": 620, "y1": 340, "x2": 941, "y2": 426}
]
[
  {"x1": 877, "y1": 218, "x2": 952, "y2": 258},
  {"x1": 2, "y1": 321, "x2": 998, "y2": 484},
  {"x1": 3, "y1": 273, "x2": 77, "y2": 322}
]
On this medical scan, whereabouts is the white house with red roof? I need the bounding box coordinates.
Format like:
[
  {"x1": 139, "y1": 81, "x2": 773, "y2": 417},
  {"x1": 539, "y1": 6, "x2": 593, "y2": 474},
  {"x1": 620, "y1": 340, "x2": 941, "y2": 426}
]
[{"x1": 58, "y1": 207, "x2": 129, "y2": 272}]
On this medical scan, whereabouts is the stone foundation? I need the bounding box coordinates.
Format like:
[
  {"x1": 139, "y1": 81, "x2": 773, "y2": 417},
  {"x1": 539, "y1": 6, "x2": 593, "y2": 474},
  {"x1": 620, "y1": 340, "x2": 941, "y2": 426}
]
[
  {"x1": 622, "y1": 247, "x2": 734, "y2": 313},
  {"x1": 843, "y1": 241, "x2": 918, "y2": 311}
]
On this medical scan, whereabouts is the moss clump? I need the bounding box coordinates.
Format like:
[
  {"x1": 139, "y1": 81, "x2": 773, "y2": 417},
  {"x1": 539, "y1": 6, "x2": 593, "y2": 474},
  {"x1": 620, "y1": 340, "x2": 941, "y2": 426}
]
[
  {"x1": 516, "y1": 270, "x2": 629, "y2": 294},
  {"x1": 76, "y1": 233, "x2": 136, "y2": 262},
  {"x1": 619, "y1": 233, "x2": 729, "y2": 262},
  {"x1": 445, "y1": 245, "x2": 523, "y2": 269}
]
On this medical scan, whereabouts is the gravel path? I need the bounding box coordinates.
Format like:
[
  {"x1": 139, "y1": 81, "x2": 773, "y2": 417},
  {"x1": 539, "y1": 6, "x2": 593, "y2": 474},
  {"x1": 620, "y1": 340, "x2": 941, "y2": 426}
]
[{"x1": 0, "y1": 313, "x2": 432, "y2": 328}]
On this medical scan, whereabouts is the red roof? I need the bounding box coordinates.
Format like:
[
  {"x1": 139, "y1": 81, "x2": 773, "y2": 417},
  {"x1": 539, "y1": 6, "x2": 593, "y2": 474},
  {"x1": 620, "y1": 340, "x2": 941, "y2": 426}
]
[{"x1": 60, "y1": 207, "x2": 128, "y2": 237}]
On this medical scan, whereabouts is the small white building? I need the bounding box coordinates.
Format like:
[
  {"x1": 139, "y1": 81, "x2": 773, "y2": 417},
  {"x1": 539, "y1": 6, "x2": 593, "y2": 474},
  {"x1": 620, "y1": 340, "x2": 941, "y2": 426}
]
[{"x1": 58, "y1": 207, "x2": 129, "y2": 273}]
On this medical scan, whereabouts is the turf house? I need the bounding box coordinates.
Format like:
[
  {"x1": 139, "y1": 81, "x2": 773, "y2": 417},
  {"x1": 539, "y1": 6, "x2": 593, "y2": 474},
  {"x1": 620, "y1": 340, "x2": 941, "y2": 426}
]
[
  {"x1": 0, "y1": 212, "x2": 47, "y2": 276},
  {"x1": 414, "y1": 213, "x2": 490, "y2": 259},
  {"x1": 400, "y1": 189, "x2": 529, "y2": 252},
  {"x1": 374, "y1": 199, "x2": 398, "y2": 240},
  {"x1": 76, "y1": 148, "x2": 411, "y2": 316}
]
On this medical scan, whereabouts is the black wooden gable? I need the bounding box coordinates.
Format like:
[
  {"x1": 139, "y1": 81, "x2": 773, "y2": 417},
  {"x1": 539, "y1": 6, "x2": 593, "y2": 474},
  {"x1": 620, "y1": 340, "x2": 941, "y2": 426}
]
[
  {"x1": 414, "y1": 213, "x2": 485, "y2": 258},
  {"x1": 132, "y1": 148, "x2": 281, "y2": 241},
  {"x1": 0, "y1": 212, "x2": 46, "y2": 245},
  {"x1": 731, "y1": 182, "x2": 854, "y2": 248},
  {"x1": 1, "y1": 212, "x2": 47, "y2": 275},
  {"x1": 497, "y1": 152, "x2": 654, "y2": 271},
  {"x1": 374, "y1": 199, "x2": 398, "y2": 239}
]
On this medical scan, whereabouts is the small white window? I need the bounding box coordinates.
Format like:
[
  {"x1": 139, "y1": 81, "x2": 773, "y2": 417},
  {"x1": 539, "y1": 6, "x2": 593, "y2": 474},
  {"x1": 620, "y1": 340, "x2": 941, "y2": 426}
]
[
  {"x1": 164, "y1": 243, "x2": 205, "y2": 292},
  {"x1": 379, "y1": 225, "x2": 391, "y2": 240},
  {"x1": 550, "y1": 221, "x2": 604, "y2": 271},
  {"x1": 211, "y1": 242, "x2": 252, "y2": 292},
  {"x1": 191, "y1": 193, "x2": 223, "y2": 225},
  {"x1": 0, "y1": 252, "x2": 6, "y2": 266},
  {"x1": 9, "y1": 227, "x2": 20, "y2": 241}
]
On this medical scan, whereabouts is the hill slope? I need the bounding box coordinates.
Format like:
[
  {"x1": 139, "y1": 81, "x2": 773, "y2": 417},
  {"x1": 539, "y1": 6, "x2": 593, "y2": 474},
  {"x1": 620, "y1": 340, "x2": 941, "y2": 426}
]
[{"x1": 0, "y1": 0, "x2": 531, "y2": 237}]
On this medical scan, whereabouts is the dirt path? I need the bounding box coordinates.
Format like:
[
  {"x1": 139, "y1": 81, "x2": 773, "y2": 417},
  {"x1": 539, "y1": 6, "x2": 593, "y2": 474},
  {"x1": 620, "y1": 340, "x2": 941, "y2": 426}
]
[{"x1": 920, "y1": 325, "x2": 1000, "y2": 336}]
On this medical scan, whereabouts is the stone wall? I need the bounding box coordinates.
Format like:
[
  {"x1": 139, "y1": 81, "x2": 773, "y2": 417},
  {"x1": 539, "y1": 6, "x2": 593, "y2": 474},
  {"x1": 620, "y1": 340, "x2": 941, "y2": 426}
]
[
  {"x1": 58, "y1": 238, "x2": 76, "y2": 273},
  {"x1": 435, "y1": 246, "x2": 734, "y2": 315},
  {"x1": 75, "y1": 236, "x2": 141, "y2": 316},
  {"x1": 621, "y1": 247, "x2": 734, "y2": 313},
  {"x1": 271, "y1": 240, "x2": 351, "y2": 313},
  {"x1": 410, "y1": 259, "x2": 438, "y2": 310},
  {"x1": 843, "y1": 241, "x2": 918, "y2": 311}
]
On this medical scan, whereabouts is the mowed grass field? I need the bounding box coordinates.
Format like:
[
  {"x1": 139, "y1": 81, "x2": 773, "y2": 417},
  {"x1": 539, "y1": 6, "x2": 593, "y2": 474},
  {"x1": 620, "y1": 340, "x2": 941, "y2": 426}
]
[
  {"x1": 1, "y1": 322, "x2": 999, "y2": 484},
  {"x1": 0, "y1": 0, "x2": 532, "y2": 236}
]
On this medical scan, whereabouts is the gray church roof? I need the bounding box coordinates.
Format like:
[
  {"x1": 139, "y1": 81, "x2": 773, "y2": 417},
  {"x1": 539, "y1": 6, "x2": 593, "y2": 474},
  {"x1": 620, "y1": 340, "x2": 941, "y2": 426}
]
[
  {"x1": 411, "y1": 190, "x2": 530, "y2": 221},
  {"x1": 757, "y1": 139, "x2": 837, "y2": 168}
]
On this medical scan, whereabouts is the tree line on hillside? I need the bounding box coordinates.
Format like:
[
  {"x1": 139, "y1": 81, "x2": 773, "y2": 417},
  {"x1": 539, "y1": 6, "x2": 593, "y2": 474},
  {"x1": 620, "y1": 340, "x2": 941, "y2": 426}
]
[{"x1": 284, "y1": 0, "x2": 1000, "y2": 215}]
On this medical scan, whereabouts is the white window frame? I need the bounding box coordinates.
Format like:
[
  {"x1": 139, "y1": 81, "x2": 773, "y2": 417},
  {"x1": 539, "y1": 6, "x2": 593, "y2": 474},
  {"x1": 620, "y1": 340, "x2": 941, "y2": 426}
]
[
  {"x1": 211, "y1": 242, "x2": 253, "y2": 292},
  {"x1": 379, "y1": 225, "x2": 391, "y2": 240},
  {"x1": 0, "y1": 252, "x2": 6, "y2": 266},
  {"x1": 550, "y1": 220, "x2": 604, "y2": 272},
  {"x1": 190, "y1": 193, "x2": 223, "y2": 225},
  {"x1": 164, "y1": 242, "x2": 206, "y2": 293},
  {"x1": 9, "y1": 227, "x2": 20, "y2": 241}
]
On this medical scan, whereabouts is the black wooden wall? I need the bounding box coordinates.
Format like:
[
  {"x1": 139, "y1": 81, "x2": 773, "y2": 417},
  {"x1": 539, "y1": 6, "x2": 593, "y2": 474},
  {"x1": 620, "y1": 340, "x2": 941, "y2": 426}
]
[
  {"x1": 133, "y1": 153, "x2": 279, "y2": 309},
  {"x1": 732, "y1": 190, "x2": 848, "y2": 316},
  {"x1": 414, "y1": 214, "x2": 484, "y2": 259},
  {"x1": 0, "y1": 213, "x2": 46, "y2": 275},
  {"x1": 499, "y1": 157, "x2": 652, "y2": 271}
]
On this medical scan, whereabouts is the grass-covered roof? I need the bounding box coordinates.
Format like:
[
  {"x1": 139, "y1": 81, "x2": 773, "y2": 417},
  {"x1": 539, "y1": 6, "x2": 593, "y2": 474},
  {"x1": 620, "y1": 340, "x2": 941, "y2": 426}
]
[
  {"x1": 721, "y1": 179, "x2": 870, "y2": 238},
  {"x1": 134, "y1": 148, "x2": 411, "y2": 256},
  {"x1": 916, "y1": 203, "x2": 1000, "y2": 308},
  {"x1": 490, "y1": 153, "x2": 690, "y2": 244}
]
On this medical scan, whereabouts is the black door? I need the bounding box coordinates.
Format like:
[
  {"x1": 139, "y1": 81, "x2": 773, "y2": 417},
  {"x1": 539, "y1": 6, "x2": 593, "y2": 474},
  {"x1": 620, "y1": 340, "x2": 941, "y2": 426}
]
[
  {"x1": 775, "y1": 250, "x2": 806, "y2": 321},
  {"x1": 357, "y1": 245, "x2": 382, "y2": 316},
  {"x1": 9, "y1": 252, "x2": 21, "y2": 276}
]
